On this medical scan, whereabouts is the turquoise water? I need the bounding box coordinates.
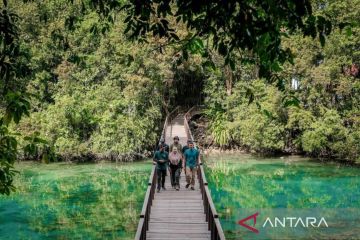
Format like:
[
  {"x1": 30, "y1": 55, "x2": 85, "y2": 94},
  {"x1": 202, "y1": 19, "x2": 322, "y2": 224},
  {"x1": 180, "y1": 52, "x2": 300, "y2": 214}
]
[
  {"x1": 0, "y1": 161, "x2": 151, "y2": 240},
  {"x1": 1, "y1": 156, "x2": 359, "y2": 240},
  {"x1": 205, "y1": 154, "x2": 360, "y2": 239}
]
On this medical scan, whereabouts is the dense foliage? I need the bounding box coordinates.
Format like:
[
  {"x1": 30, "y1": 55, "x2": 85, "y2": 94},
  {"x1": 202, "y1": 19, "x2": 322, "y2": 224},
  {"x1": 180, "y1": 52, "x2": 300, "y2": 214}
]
[
  {"x1": 8, "y1": 0, "x2": 173, "y2": 162},
  {"x1": 1, "y1": 0, "x2": 359, "y2": 194},
  {"x1": 122, "y1": 0, "x2": 333, "y2": 79},
  {"x1": 203, "y1": 0, "x2": 359, "y2": 161},
  {"x1": 1, "y1": 0, "x2": 173, "y2": 193}
]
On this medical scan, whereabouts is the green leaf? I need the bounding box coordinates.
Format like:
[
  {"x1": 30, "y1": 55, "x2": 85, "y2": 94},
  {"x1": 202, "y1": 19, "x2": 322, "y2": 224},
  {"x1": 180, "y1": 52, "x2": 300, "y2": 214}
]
[
  {"x1": 263, "y1": 109, "x2": 273, "y2": 119},
  {"x1": 245, "y1": 88, "x2": 254, "y2": 105},
  {"x1": 345, "y1": 26, "x2": 353, "y2": 37},
  {"x1": 283, "y1": 96, "x2": 300, "y2": 108},
  {"x1": 170, "y1": 32, "x2": 180, "y2": 41},
  {"x1": 271, "y1": 61, "x2": 283, "y2": 72}
]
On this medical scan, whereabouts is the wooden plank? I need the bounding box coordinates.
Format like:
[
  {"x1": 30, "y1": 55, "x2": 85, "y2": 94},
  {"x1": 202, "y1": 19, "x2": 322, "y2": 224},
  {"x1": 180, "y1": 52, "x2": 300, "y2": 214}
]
[
  {"x1": 150, "y1": 227, "x2": 208, "y2": 234},
  {"x1": 155, "y1": 189, "x2": 200, "y2": 192},
  {"x1": 152, "y1": 206, "x2": 203, "y2": 209},
  {"x1": 150, "y1": 219, "x2": 207, "y2": 224},
  {"x1": 152, "y1": 207, "x2": 203, "y2": 210},
  {"x1": 150, "y1": 217, "x2": 206, "y2": 221},
  {"x1": 150, "y1": 222, "x2": 208, "y2": 226},
  {"x1": 153, "y1": 201, "x2": 202, "y2": 204},
  {"x1": 151, "y1": 213, "x2": 205, "y2": 217},
  {"x1": 151, "y1": 208, "x2": 204, "y2": 215},
  {"x1": 151, "y1": 206, "x2": 203, "y2": 210},
  {"x1": 148, "y1": 228, "x2": 210, "y2": 233},
  {"x1": 155, "y1": 188, "x2": 201, "y2": 192},
  {"x1": 152, "y1": 201, "x2": 203, "y2": 205},
  {"x1": 155, "y1": 191, "x2": 201, "y2": 194},
  {"x1": 153, "y1": 197, "x2": 202, "y2": 200},
  {"x1": 147, "y1": 228, "x2": 209, "y2": 234},
  {"x1": 148, "y1": 238, "x2": 209, "y2": 240},
  {"x1": 152, "y1": 201, "x2": 202, "y2": 204},
  {"x1": 152, "y1": 203, "x2": 203, "y2": 207},
  {"x1": 154, "y1": 195, "x2": 202, "y2": 199},
  {"x1": 139, "y1": 113, "x2": 216, "y2": 240},
  {"x1": 149, "y1": 223, "x2": 208, "y2": 230},
  {"x1": 147, "y1": 232, "x2": 210, "y2": 239},
  {"x1": 148, "y1": 237, "x2": 209, "y2": 240}
]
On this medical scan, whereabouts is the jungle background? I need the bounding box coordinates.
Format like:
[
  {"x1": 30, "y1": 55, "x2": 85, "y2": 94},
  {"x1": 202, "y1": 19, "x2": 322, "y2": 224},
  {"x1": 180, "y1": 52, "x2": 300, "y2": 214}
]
[{"x1": 1, "y1": 0, "x2": 359, "y2": 194}]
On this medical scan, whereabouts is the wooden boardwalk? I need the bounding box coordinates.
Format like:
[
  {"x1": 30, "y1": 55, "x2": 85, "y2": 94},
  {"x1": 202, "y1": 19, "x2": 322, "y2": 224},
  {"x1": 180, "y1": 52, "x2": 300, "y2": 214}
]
[
  {"x1": 147, "y1": 114, "x2": 210, "y2": 240},
  {"x1": 135, "y1": 107, "x2": 225, "y2": 240}
]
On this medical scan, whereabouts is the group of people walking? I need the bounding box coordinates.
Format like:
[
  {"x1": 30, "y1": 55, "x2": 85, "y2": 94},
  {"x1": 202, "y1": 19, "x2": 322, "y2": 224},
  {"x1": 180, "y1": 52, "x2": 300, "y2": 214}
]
[{"x1": 153, "y1": 136, "x2": 200, "y2": 193}]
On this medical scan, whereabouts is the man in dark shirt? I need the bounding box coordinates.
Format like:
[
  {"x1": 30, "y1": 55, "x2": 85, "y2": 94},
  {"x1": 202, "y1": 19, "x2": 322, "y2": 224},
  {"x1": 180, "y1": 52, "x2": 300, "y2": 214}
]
[
  {"x1": 159, "y1": 138, "x2": 169, "y2": 153},
  {"x1": 153, "y1": 144, "x2": 169, "y2": 193}
]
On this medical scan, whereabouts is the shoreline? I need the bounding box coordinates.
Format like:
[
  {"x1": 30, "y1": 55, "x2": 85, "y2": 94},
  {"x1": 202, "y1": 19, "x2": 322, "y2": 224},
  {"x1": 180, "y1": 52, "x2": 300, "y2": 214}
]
[{"x1": 202, "y1": 149, "x2": 360, "y2": 167}]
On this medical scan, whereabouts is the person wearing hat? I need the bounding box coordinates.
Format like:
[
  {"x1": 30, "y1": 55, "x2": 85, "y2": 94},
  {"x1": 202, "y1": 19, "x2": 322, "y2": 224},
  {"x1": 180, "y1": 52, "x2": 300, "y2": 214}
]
[
  {"x1": 168, "y1": 146, "x2": 182, "y2": 190},
  {"x1": 153, "y1": 143, "x2": 169, "y2": 193},
  {"x1": 183, "y1": 141, "x2": 200, "y2": 190},
  {"x1": 170, "y1": 136, "x2": 182, "y2": 153}
]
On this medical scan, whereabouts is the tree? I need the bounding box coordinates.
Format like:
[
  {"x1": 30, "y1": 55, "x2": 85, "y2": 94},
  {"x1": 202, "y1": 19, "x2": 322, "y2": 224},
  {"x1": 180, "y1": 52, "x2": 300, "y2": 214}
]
[
  {"x1": 121, "y1": 0, "x2": 332, "y2": 79},
  {"x1": 202, "y1": 0, "x2": 360, "y2": 161},
  {"x1": 0, "y1": 0, "x2": 32, "y2": 194}
]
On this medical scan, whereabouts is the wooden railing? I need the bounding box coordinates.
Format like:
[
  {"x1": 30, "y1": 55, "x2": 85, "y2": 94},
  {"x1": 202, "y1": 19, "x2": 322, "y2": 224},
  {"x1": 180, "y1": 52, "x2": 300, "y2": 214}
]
[
  {"x1": 184, "y1": 106, "x2": 226, "y2": 240},
  {"x1": 161, "y1": 106, "x2": 180, "y2": 140},
  {"x1": 134, "y1": 164, "x2": 156, "y2": 240},
  {"x1": 134, "y1": 106, "x2": 180, "y2": 240}
]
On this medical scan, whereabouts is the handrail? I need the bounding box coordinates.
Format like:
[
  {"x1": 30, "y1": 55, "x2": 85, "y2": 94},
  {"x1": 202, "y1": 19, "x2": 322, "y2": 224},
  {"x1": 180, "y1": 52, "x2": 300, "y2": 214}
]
[
  {"x1": 184, "y1": 106, "x2": 226, "y2": 240},
  {"x1": 135, "y1": 106, "x2": 225, "y2": 240},
  {"x1": 161, "y1": 106, "x2": 180, "y2": 140},
  {"x1": 135, "y1": 106, "x2": 180, "y2": 240},
  {"x1": 135, "y1": 165, "x2": 156, "y2": 240}
]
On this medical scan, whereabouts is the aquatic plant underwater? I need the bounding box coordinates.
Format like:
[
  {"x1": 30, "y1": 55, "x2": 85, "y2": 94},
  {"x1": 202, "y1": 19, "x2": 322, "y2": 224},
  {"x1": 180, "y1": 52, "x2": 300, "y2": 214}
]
[
  {"x1": 205, "y1": 154, "x2": 360, "y2": 239},
  {"x1": 1, "y1": 155, "x2": 359, "y2": 240},
  {"x1": 0, "y1": 161, "x2": 151, "y2": 240}
]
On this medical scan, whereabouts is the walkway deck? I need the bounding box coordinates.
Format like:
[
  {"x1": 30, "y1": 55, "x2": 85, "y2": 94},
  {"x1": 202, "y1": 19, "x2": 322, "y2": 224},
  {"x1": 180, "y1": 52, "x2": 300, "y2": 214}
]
[
  {"x1": 147, "y1": 114, "x2": 210, "y2": 240},
  {"x1": 135, "y1": 108, "x2": 225, "y2": 240}
]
